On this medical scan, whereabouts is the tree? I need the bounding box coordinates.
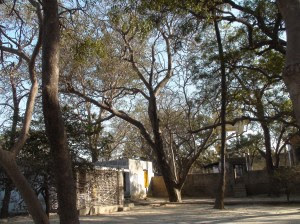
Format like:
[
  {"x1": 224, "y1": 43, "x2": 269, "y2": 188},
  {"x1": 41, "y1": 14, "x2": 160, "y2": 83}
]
[
  {"x1": 213, "y1": 15, "x2": 227, "y2": 210},
  {"x1": 68, "y1": 13, "x2": 184, "y2": 201},
  {"x1": 0, "y1": 62, "x2": 22, "y2": 219},
  {"x1": 41, "y1": 1, "x2": 79, "y2": 223},
  {"x1": 273, "y1": 166, "x2": 300, "y2": 202},
  {"x1": 230, "y1": 53, "x2": 293, "y2": 174},
  {"x1": 19, "y1": 127, "x2": 54, "y2": 218},
  {"x1": 63, "y1": 1, "x2": 218, "y2": 202},
  {"x1": 277, "y1": 0, "x2": 300, "y2": 127},
  {"x1": 0, "y1": 1, "x2": 49, "y2": 222},
  {"x1": 227, "y1": 134, "x2": 263, "y2": 169}
]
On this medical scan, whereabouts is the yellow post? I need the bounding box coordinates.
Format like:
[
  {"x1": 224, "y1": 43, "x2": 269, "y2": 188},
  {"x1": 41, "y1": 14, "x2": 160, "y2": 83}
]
[{"x1": 144, "y1": 170, "x2": 149, "y2": 188}]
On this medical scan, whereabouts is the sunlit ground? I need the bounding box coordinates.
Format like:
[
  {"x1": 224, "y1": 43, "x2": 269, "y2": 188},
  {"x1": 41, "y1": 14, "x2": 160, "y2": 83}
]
[{"x1": 7, "y1": 203, "x2": 300, "y2": 224}]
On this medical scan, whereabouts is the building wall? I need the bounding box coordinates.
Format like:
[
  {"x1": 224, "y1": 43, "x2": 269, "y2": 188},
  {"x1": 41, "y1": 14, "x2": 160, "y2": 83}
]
[
  {"x1": 150, "y1": 176, "x2": 168, "y2": 197},
  {"x1": 0, "y1": 190, "x2": 27, "y2": 214},
  {"x1": 244, "y1": 170, "x2": 270, "y2": 195},
  {"x1": 151, "y1": 170, "x2": 300, "y2": 198},
  {"x1": 94, "y1": 159, "x2": 154, "y2": 199},
  {"x1": 77, "y1": 169, "x2": 124, "y2": 211},
  {"x1": 151, "y1": 173, "x2": 235, "y2": 198},
  {"x1": 128, "y1": 159, "x2": 154, "y2": 199},
  {"x1": 182, "y1": 173, "x2": 234, "y2": 197},
  {"x1": 0, "y1": 189, "x2": 48, "y2": 215}
]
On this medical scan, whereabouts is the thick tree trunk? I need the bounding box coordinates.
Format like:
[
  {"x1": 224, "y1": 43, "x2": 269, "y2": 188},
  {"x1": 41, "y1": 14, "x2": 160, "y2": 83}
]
[
  {"x1": 214, "y1": 18, "x2": 227, "y2": 210},
  {"x1": 0, "y1": 182, "x2": 12, "y2": 219},
  {"x1": 42, "y1": 1, "x2": 79, "y2": 223},
  {"x1": 0, "y1": 151, "x2": 49, "y2": 223},
  {"x1": 277, "y1": 0, "x2": 300, "y2": 127},
  {"x1": 156, "y1": 146, "x2": 182, "y2": 202},
  {"x1": 148, "y1": 93, "x2": 182, "y2": 202}
]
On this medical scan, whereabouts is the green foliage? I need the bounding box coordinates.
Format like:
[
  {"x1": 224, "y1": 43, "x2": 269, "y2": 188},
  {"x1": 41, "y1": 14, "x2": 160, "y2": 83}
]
[
  {"x1": 74, "y1": 37, "x2": 107, "y2": 64},
  {"x1": 257, "y1": 51, "x2": 285, "y2": 75},
  {"x1": 108, "y1": 3, "x2": 155, "y2": 41},
  {"x1": 228, "y1": 134, "x2": 264, "y2": 157}
]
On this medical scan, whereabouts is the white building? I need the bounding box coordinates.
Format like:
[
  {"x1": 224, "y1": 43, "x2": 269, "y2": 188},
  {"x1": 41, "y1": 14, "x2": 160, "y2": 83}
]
[{"x1": 94, "y1": 159, "x2": 154, "y2": 199}]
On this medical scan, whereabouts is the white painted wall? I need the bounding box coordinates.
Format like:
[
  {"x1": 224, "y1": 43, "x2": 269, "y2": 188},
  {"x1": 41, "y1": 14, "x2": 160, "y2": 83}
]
[
  {"x1": 128, "y1": 159, "x2": 154, "y2": 198},
  {"x1": 0, "y1": 189, "x2": 32, "y2": 214}
]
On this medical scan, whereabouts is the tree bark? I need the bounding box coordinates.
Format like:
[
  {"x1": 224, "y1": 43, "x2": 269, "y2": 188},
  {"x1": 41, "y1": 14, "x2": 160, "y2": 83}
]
[
  {"x1": 42, "y1": 1, "x2": 79, "y2": 223},
  {"x1": 214, "y1": 17, "x2": 227, "y2": 210},
  {"x1": 277, "y1": 0, "x2": 300, "y2": 127}
]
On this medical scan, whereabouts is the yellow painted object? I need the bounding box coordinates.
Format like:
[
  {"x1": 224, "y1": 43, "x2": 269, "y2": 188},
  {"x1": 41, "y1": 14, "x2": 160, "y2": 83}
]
[{"x1": 144, "y1": 170, "x2": 149, "y2": 188}]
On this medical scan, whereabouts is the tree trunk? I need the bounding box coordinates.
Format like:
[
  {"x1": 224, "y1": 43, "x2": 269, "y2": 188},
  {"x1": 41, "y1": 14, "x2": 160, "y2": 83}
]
[
  {"x1": 156, "y1": 146, "x2": 182, "y2": 202},
  {"x1": 277, "y1": 0, "x2": 300, "y2": 127},
  {"x1": 148, "y1": 92, "x2": 182, "y2": 202},
  {"x1": 0, "y1": 151, "x2": 49, "y2": 223},
  {"x1": 43, "y1": 175, "x2": 50, "y2": 217},
  {"x1": 261, "y1": 124, "x2": 274, "y2": 173},
  {"x1": 0, "y1": 182, "x2": 12, "y2": 219},
  {"x1": 275, "y1": 153, "x2": 280, "y2": 168},
  {"x1": 214, "y1": 18, "x2": 227, "y2": 210},
  {"x1": 41, "y1": 1, "x2": 79, "y2": 223}
]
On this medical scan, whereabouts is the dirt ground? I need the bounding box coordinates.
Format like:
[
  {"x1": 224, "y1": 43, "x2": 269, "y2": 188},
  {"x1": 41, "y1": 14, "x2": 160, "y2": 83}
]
[{"x1": 4, "y1": 203, "x2": 300, "y2": 224}]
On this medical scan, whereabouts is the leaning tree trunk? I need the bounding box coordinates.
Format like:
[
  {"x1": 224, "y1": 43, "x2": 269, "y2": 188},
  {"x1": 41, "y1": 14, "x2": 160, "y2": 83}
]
[
  {"x1": 155, "y1": 144, "x2": 182, "y2": 202},
  {"x1": 0, "y1": 151, "x2": 49, "y2": 223},
  {"x1": 148, "y1": 93, "x2": 182, "y2": 202},
  {"x1": 41, "y1": 1, "x2": 79, "y2": 223},
  {"x1": 214, "y1": 17, "x2": 227, "y2": 210},
  {"x1": 277, "y1": 0, "x2": 300, "y2": 127}
]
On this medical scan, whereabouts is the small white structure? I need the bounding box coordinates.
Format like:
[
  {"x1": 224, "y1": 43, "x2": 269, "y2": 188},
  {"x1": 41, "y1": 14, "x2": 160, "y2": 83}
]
[
  {"x1": 0, "y1": 188, "x2": 46, "y2": 214},
  {"x1": 95, "y1": 159, "x2": 154, "y2": 199}
]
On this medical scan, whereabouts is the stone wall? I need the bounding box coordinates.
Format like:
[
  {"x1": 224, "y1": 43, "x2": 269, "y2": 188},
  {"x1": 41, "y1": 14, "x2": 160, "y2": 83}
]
[{"x1": 77, "y1": 169, "x2": 123, "y2": 210}]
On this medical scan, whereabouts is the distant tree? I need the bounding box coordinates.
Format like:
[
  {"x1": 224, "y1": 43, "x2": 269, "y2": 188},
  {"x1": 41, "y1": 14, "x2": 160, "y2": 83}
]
[
  {"x1": 227, "y1": 134, "x2": 263, "y2": 169},
  {"x1": 65, "y1": 2, "x2": 216, "y2": 202}
]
